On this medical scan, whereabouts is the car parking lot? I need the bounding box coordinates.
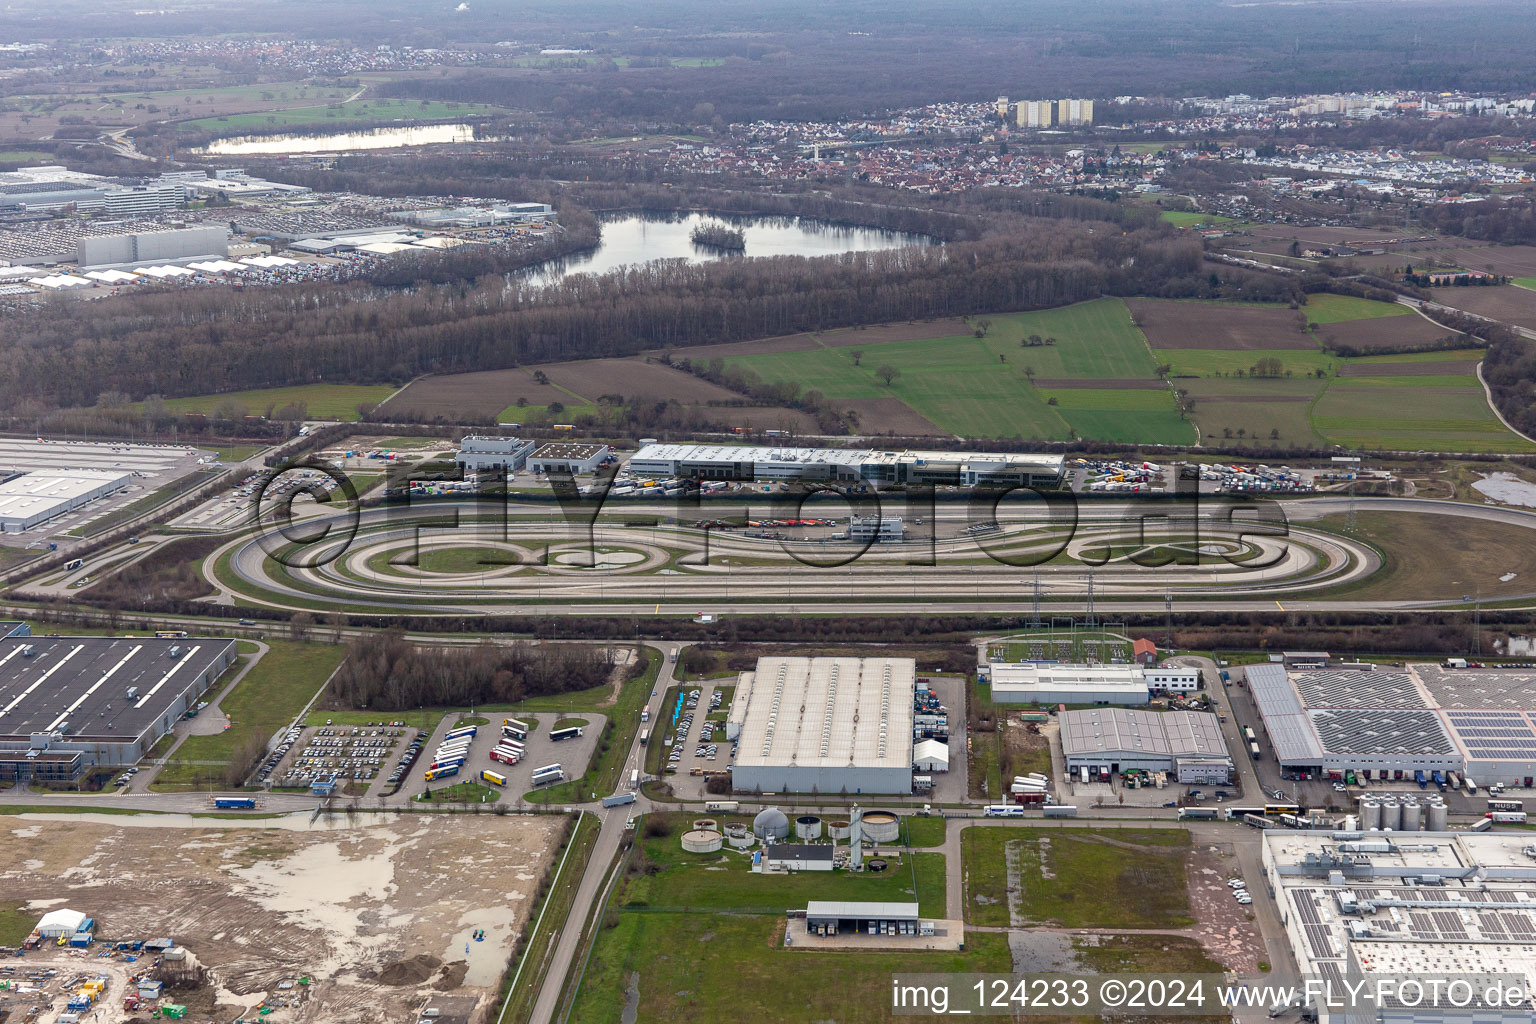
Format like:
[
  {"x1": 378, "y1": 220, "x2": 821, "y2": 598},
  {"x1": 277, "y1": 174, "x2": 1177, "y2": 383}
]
[{"x1": 257, "y1": 722, "x2": 417, "y2": 792}]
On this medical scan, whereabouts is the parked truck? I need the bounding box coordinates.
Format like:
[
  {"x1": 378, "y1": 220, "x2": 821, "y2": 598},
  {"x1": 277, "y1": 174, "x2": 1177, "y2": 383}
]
[{"x1": 211, "y1": 797, "x2": 257, "y2": 810}]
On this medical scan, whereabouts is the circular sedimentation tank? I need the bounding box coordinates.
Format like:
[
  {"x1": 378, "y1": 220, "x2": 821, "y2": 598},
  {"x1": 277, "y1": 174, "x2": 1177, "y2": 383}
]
[
  {"x1": 726, "y1": 829, "x2": 755, "y2": 849},
  {"x1": 860, "y1": 811, "x2": 900, "y2": 843},
  {"x1": 828, "y1": 820, "x2": 851, "y2": 840},
  {"x1": 795, "y1": 815, "x2": 823, "y2": 840},
  {"x1": 682, "y1": 829, "x2": 724, "y2": 853},
  {"x1": 867, "y1": 858, "x2": 888, "y2": 872},
  {"x1": 693, "y1": 818, "x2": 718, "y2": 831}
]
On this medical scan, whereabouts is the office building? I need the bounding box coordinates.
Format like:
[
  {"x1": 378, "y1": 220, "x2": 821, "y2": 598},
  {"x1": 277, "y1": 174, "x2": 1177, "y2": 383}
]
[
  {"x1": 455, "y1": 436, "x2": 538, "y2": 475},
  {"x1": 986, "y1": 663, "x2": 1150, "y2": 705},
  {"x1": 527, "y1": 443, "x2": 611, "y2": 475}
]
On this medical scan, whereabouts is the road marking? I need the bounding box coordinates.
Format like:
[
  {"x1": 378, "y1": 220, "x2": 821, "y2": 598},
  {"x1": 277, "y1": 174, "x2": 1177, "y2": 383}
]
[
  {"x1": 1275, "y1": 600, "x2": 1285, "y2": 611},
  {"x1": 654, "y1": 603, "x2": 659, "y2": 613}
]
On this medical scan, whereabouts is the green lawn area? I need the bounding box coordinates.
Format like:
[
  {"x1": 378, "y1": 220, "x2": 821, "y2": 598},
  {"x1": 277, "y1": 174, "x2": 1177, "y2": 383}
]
[
  {"x1": 1160, "y1": 210, "x2": 1236, "y2": 228},
  {"x1": 962, "y1": 826, "x2": 1192, "y2": 928},
  {"x1": 494, "y1": 402, "x2": 599, "y2": 425},
  {"x1": 1515, "y1": 277, "x2": 1536, "y2": 291},
  {"x1": 903, "y1": 815, "x2": 946, "y2": 848},
  {"x1": 420, "y1": 781, "x2": 500, "y2": 803},
  {"x1": 723, "y1": 299, "x2": 1168, "y2": 441},
  {"x1": 154, "y1": 640, "x2": 348, "y2": 789},
  {"x1": 417, "y1": 546, "x2": 516, "y2": 574},
  {"x1": 182, "y1": 98, "x2": 503, "y2": 130},
  {"x1": 1303, "y1": 293, "x2": 1412, "y2": 324},
  {"x1": 1156, "y1": 348, "x2": 1335, "y2": 378},
  {"x1": 1312, "y1": 379, "x2": 1535, "y2": 453},
  {"x1": 145, "y1": 384, "x2": 398, "y2": 421},
  {"x1": 0, "y1": 150, "x2": 54, "y2": 165},
  {"x1": 1344, "y1": 347, "x2": 1487, "y2": 365},
  {"x1": 568, "y1": 914, "x2": 1009, "y2": 1024},
  {"x1": 0, "y1": 901, "x2": 36, "y2": 945},
  {"x1": 622, "y1": 815, "x2": 945, "y2": 915}
]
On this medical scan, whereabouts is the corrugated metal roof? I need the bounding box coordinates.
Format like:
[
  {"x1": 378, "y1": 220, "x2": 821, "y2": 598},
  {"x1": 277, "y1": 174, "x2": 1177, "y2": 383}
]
[
  {"x1": 1060, "y1": 708, "x2": 1228, "y2": 758},
  {"x1": 1247, "y1": 663, "x2": 1324, "y2": 761},
  {"x1": 727, "y1": 657, "x2": 914, "y2": 772}
]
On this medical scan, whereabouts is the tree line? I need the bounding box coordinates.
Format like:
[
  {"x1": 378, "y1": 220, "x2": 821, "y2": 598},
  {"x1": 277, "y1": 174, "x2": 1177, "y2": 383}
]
[{"x1": 328, "y1": 631, "x2": 618, "y2": 710}]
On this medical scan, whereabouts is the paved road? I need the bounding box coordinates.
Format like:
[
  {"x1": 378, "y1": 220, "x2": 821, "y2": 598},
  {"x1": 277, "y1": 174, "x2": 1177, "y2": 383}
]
[{"x1": 527, "y1": 641, "x2": 683, "y2": 1024}]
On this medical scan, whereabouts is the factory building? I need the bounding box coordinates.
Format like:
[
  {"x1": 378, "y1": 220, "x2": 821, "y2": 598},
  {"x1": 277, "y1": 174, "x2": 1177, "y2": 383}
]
[
  {"x1": 527, "y1": 443, "x2": 611, "y2": 475},
  {"x1": 763, "y1": 844, "x2": 834, "y2": 872},
  {"x1": 1264, "y1": 831, "x2": 1536, "y2": 1024},
  {"x1": 727, "y1": 656, "x2": 916, "y2": 795},
  {"x1": 1246, "y1": 663, "x2": 1536, "y2": 784},
  {"x1": 455, "y1": 436, "x2": 538, "y2": 475},
  {"x1": 1060, "y1": 708, "x2": 1233, "y2": 782},
  {"x1": 986, "y1": 663, "x2": 1150, "y2": 705},
  {"x1": 0, "y1": 470, "x2": 131, "y2": 533},
  {"x1": 627, "y1": 443, "x2": 1064, "y2": 488},
  {"x1": 76, "y1": 226, "x2": 230, "y2": 269},
  {"x1": 0, "y1": 632, "x2": 237, "y2": 779}
]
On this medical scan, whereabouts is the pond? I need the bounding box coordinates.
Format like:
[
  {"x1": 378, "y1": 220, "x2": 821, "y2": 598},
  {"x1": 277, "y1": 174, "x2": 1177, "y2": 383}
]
[
  {"x1": 522, "y1": 211, "x2": 930, "y2": 284},
  {"x1": 1472, "y1": 471, "x2": 1536, "y2": 508},
  {"x1": 197, "y1": 123, "x2": 476, "y2": 156}
]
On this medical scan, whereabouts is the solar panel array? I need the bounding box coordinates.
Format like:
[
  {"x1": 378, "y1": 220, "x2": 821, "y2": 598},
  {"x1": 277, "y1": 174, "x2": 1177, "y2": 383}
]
[
  {"x1": 1419, "y1": 665, "x2": 1536, "y2": 709},
  {"x1": 1442, "y1": 710, "x2": 1536, "y2": 760},
  {"x1": 1309, "y1": 708, "x2": 1456, "y2": 756},
  {"x1": 1293, "y1": 671, "x2": 1427, "y2": 709}
]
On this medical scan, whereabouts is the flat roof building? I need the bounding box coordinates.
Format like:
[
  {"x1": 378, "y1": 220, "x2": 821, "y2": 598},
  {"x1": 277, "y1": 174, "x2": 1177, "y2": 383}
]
[
  {"x1": 763, "y1": 843, "x2": 834, "y2": 872},
  {"x1": 1247, "y1": 663, "x2": 1536, "y2": 783},
  {"x1": 987, "y1": 663, "x2": 1149, "y2": 705},
  {"x1": 1263, "y1": 831, "x2": 1536, "y2": 1024},
  {"x1": 528, "y1": 443, "x2": 610, "y2": 475},
  {"x1": 1061, "y1": 708, "x2": 1232, "y2": 781},
  {"x1": 0, "y1": 470, "x2": 131, "y2": 532},
  {"x1": 455, "y1": 436, "x2": 538, "y2": 475},
  {"x1": 805, "y1": 901, "x2": 921, "y2": 931},
  {"x1": 0, "y1": 633, "x2": 237, "y2": 776},
  {"x1": 727, "y1": 656, "x2": 916, "y2": 795},
  {"x1": 627, "y1": 443, "x2": 1063, "y2": 488}
]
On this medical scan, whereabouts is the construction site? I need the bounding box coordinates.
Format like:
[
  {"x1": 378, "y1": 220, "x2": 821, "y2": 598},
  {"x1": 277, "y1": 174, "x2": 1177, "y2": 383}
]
[{"x1": 0, "y1": 813, "x2": 562, "y2": 1023}]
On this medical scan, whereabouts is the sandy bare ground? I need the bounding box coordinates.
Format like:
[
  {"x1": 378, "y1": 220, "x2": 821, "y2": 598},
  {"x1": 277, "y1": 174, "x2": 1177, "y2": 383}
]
[
  {"x1": 0, "y1": 814, "x2": 560, "y2": 1024},
  {"x1": 1128, "y1": 300, "x2": 1316, "y2": 351}
]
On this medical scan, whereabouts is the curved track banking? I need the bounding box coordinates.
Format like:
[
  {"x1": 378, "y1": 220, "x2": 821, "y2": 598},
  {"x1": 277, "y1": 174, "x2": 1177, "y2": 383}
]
[{"x1": 190, "y1": 494, "x2": 1526, "y2": 615}]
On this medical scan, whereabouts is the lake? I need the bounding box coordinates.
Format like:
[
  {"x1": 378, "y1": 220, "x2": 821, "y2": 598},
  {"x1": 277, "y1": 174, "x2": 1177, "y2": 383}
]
[
  {"x1": 198, "y1": 123, "x2": 476, "y2": 156},
  {"x1": 523, "y1": 211, "x2": 930, "y2": 284}
]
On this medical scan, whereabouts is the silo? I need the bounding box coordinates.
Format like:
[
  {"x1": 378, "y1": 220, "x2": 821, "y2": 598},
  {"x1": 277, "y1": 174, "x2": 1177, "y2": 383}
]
[
  {"x1": 795, "y1": 815, "x2": 823, "y2": 840},
  {"x1": 1379, "y1": 798, "x2": 1401, "y2": 832},
  {"x1": 1360, "y1": 799, "x2": 1382, "y2": 832},
  {"x1": 682, "y1": 829, "x2": 723, "y2": 853},
  {"x1": 828, "y1": 820, "x2": 851, "y2": 840},
  {"x1": 1427, "y1": 800, "x2": 1449, "y2": 832},
  {"x1": 860, "y1": 811, "x2": 900, "y2": 844},
  {"x1": 1402, "y1": 798, "x2": 1423, "y2": 832}
]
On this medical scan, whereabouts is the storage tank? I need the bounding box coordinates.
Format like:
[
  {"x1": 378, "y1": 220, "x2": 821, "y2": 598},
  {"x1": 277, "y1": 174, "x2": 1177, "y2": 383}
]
[
  {"x1": 1343, "y1": 815, "x2": 1359, "y2": 832},
  {"x1": 693, "y1": 818, "x2": 718, "y2": 831},
  {"x1": 1379, "y1": 798, "x2": 1401, "y2": 832},
  {"x1": 1360, "y1": 799, "x2": 1382, "y2": 832},
  {"x1": 726, "y1": 828, "x2": 755, "y2": 849},
  {"x1": 827, "y1": 820, "x2": 851, "y2": 840},
  {"x1": 681, "y1": 829, "x2": 723, "y2": 853},
  {"x1": 1401, "y1": 798, "x2": 1423, "y2": 832},
  {"x1": 794, "y1": 815, "x2": 823, "y2": 840},
  {"x1": 1426, "y1": 800, "x2": 1449, "y2": 832},
  {"x1": 860, "y1": 811, "x2": 900, "y2": 844},
  {"x1": 753, "y1": 807, "x2": 791, "y2": 841}
]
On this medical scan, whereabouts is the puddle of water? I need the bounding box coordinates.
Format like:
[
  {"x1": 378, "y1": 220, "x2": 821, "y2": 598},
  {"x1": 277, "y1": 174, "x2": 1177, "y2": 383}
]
[
  {"x1": 1473, "y1": 472, "x2": 1536, "y2": 508},
  {"x1": 1009, "y1": 931, "x2": 1078, "y2": 972}
]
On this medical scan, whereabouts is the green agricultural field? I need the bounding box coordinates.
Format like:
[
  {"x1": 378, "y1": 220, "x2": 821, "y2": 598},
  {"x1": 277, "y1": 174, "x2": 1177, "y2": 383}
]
[
  {"x1": 1303, "y1": 293, "x2": 1412, "y2": 324},
  {"x1": 1344, "y1": 347, "x2": 1488, "y2": 366},
  {"x1": 1178, "y1": 378, "x2": 1325, "y2": 447},
  {"x1": 1312, "y1": 380, "x2": 1535, "y2": 453},
  {"x1": 1038, "y1": 388, "x2": 1195, "y2": 445},
  {"x1": 723, "y1": 299, "x2": 1167, "y2": 441},
  {"x1": 494, "y1": 402, "x2": 599, "y2": 424},
  {"x1": 146, "y1": 384, "x2": 398, "y2": 421},
  {"x1": 1156, "y1": 348, "x2": 1335, "y2": 378},
  {"x1": 182, "y1": 98, "x2": 503, "y2": 130},
  {"x1": 568, "y1": 915, "x2": 1009, "y2": 1024},
  {"x1": 0, "y1": 150, "x2": 53, "y2": 165},
  {"x1": 963, "y1": 825, "x2": 1192, "y2": 929}
]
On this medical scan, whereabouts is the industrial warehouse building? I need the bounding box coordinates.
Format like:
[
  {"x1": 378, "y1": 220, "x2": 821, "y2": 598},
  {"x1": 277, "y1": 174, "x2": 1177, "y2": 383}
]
[
  {"x1": 0, "y1": 632, "x2": 237, "y2": 780},
  {"x1": 1060, "y1": 708, "x2": 1233, "y2": 782},
  {"x1": 1264, "y1": 831, "x2": 1536, "y2": 1024},
  {"x1": 727, "y1": 656, "x2": 916, "y2": 795},
  {"x1": 455, "y1": 436, "x2": 538, "y2": 475},
  {"x1": 804, "y1": 901, "x2": 926, "y2": 934},
  {"x1": 987, "y1": 663, "x2": 1149, "y2": 705},
  {"x1": 763, "y1": 844, "x2": 834, "y2": 872},
  {"x1": 1246, "y1": 663, "x2": 1536, "y2": 784},
  {"x1": 627, "y1": 443, "x2": 1064, "y2": 488},
  {"x1": 76, "y1": 225, "x2": 230, "y2": 269},
  {"x1": 528, "y1": 443, "x2": 611, "y2": 475},
  {"x1": 0, "y1": 470, "x2": 131, "y2": 532}
]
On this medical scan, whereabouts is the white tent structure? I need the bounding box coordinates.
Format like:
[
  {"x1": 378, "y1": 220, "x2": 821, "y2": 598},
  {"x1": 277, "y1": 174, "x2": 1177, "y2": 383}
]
[
  {"x1": 36, "y1": 909, "x2": 86, "y2": 938},
  {"x1": 913, "y1": 738, "x2": 949, "y2": 773}
]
